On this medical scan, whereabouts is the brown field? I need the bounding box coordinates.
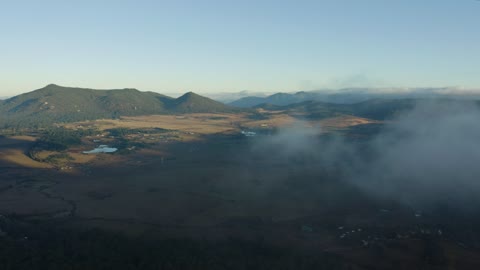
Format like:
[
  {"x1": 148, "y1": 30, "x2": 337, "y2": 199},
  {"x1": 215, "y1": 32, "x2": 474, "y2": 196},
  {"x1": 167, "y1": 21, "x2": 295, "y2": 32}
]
[
  {"x1": 0, "y1": 136, "x2": 52, "y2": 169},
  {"x1": 66, "y1": 112, "x2": 299, "y2": 134},
  {"x1": 64, "y1": 112, "x2": 377, "y2": 141},
  {"x1": 319, "y1": 115, "x2": 381, "y2": 130}
]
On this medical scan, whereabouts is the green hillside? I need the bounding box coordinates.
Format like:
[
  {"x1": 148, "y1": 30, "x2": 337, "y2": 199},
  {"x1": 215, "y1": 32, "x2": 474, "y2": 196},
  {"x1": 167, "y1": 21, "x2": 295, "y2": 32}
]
[
  {"x1": 0, "y1": 84, "x2": 236, "y2": 128},
  {"x1": 167, "y1": 92, "x2": 234, "y2": 113},
  {"x1": 290, "y1": 99, "x2": 418, "y2": 120},
  {"x1": 257, "y1": 98, "x2": 480, "y2": 121}
]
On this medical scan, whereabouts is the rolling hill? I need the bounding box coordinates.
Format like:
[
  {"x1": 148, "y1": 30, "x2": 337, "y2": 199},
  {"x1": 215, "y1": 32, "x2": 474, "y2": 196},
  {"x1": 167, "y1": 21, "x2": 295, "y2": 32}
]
[
  {"x1": 229, "y1": 89, "x2": 389, "y2": 107},
  {"x1": 256, "y1": 98, "x2": 480, "y2": 121},
  {"x1": 166, "y1": 92, "x2": 232, "y2": 113},
  {"x1": 229, "y1": 87, "x2": 480, "y2": 108},
  {"x1": 0, "y1": 84, "x2": 239, "y2": 128}
]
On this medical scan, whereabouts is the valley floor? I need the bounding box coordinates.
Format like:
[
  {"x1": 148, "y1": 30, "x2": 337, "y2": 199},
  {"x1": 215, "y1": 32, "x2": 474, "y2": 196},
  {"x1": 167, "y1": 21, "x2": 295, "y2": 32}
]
[{"x1": 0, "y1": 112, "x2": 479, "y2": 269}]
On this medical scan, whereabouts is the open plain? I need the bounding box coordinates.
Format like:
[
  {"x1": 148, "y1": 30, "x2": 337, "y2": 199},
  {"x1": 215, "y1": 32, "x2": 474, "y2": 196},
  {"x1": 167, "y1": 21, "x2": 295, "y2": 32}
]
[{"x1": 1, "y1": 110, "x2": 480, "y2": 269}]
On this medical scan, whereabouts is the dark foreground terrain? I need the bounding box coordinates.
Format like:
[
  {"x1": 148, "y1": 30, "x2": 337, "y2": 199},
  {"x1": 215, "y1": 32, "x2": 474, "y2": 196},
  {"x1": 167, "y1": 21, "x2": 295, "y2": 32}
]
[
  {"x1": 1, "y1": 95, "x2": 480, "y2": 269},
  {"x1": 1, "y1": 129, "x2": 480, "y2": 270}
]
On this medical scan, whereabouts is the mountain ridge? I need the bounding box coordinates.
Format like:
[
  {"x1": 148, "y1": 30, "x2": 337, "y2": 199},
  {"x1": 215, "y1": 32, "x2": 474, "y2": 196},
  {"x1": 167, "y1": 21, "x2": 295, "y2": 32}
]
[
  {"x1": 0, "y1": 84, "x2": 238, "y2": 128},
  {"x1": 229, "y1": 87, "x2": 480, "y2": 107}
]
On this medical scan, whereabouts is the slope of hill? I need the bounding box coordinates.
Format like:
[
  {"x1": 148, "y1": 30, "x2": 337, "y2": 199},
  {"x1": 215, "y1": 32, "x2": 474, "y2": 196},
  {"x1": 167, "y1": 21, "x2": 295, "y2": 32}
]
[
  {"x1": 167, "y1": 92, "x2": 235, "y2": 113},
  {"x1": 257, "y1": 98, "x2": 480, "y2": 121},
  {"x1": 0, "y1": 84, "x2": 237, "y2": 128},
  {"x1": 230, "y1": 89, "x2": 378, "y2": 107},
  {"x1": 230, "y1": 87, "x2": 480, "y2": 108},
  {"x1": 203, "y1": 90, "x2": 272, "y2": 103},
  {"x1": 230, "y1": 89, "x2": 383, "y2": 107},
  {"x1": 229, "y1": 96, "x2": 268, "y2": 108}
]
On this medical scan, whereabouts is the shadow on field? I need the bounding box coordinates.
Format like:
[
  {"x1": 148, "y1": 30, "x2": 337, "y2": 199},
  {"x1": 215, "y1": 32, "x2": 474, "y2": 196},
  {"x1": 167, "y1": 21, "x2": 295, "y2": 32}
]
[{"x1": 2, "y1": 134, "x2": 480, "y2": 269}]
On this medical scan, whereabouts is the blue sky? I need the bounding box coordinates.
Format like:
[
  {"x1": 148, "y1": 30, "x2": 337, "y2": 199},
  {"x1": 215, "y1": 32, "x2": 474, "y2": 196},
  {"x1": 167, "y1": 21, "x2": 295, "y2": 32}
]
[{"x1": 1, "y1": 0, "x2": 479, "y2": 95}]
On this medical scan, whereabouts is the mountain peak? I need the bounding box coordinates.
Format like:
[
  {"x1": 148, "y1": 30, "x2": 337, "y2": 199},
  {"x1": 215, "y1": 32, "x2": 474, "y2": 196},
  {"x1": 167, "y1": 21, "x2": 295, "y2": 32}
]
[
  {"x1": 182, "y1": 91, "x2": 198, "y2": 96},
  {"x1": 0, "y1": 85, "x2": 239, "y2": 128},
  {"x1": 171, "y1": 91, "x2": 234, "y2": 113},
  {"x1": 44, "y1": 83, "x2": 61, "y2": 88},
  {"x1": 39, "y1": 84, "x2": 72, "y2": 93},
  {"x1": 176, "y1": 91, "x2": 202, "y2": 101}
]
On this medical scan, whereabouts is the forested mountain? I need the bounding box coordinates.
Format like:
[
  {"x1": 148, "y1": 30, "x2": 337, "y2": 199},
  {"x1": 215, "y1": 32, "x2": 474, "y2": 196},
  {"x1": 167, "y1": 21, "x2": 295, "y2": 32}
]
[
  {"x1": 229, "y1": 87, "x2": 480, "y2": 108},
  {"x1": 256, "y1": 98, "x2": 480, "y2": 120},
  {"x1": 0, "y1": 84, "x2": 238, "y2": 128},
  {"x1": 3, "y1": 84, "x2": 480, "y2": 129},
  {"x1": 166, "y1": 92, "x2": 232, "y2": 113}
]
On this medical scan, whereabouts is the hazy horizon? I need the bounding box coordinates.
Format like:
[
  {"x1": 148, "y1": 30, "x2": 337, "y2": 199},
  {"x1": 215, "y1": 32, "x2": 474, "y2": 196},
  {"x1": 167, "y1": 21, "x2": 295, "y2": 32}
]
[
  {"x1": 3, "y1": 83, "x2": 480, "y2": 100},
  {"x1": 1, "y1": 0, "x2": 479, "y2": 96}
]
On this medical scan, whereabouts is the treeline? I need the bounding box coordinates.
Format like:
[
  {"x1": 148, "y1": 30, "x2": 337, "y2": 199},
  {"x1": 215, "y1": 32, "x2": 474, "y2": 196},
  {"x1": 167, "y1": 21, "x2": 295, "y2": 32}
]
[
  {"x1": 34, "y1": 128, "x2": 99, "y2": 151},
  {"x1": 0, "y1": 112, "x2": 115, "y2": 129},
  {"x1": 26, "y1": 127, "x2": 95, "y2": 162},
  {"x1": 107, "y1": 127, "x2": 170, "y2": 137}
]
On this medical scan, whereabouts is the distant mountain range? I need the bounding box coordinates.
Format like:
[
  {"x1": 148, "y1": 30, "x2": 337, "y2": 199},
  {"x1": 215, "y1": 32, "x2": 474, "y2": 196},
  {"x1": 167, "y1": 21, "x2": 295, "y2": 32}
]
[
  {"x1": 202, "y1": 90, "x2": 273, "y2": 103},
  {"x1": 254, "y1": 99, "x2": 417, "y2": 121},
  {"x1": 229, "y1": 87, "x2": 480, "y2": 107},
  {"x1": 254, "y1": 98, "x2": 480, "y2": 122},
  {"x1": 2, "y1": 85, "x2": 480, "y2": 129},
  {"x1": 0, "y1": 84, "x2": 237, "y2": 128}
]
